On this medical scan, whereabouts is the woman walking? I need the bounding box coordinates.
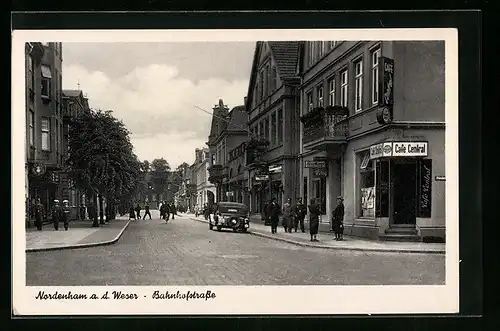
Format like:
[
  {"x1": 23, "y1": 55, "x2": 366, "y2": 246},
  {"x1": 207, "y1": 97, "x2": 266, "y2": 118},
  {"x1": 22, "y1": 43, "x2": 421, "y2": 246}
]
[{"x1": 308, "y1": 198, "x2": 320, "y2": 242}]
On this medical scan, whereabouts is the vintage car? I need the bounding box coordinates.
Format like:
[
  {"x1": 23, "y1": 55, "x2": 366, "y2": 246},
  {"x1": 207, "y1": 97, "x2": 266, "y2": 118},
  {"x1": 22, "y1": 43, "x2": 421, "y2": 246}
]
[{"x1": 209, "y1": 202, "x2": 250, "y2": 233}]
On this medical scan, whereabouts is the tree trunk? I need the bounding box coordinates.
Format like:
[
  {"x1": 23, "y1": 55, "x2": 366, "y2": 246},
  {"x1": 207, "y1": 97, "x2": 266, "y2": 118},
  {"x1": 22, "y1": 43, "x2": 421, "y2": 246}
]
[
  {"x1": 92, "y1": 193, "x2": 99, "y2": 227},
  {"x1": 99, "y1": 194, "x2": 105, "y2": 224}
]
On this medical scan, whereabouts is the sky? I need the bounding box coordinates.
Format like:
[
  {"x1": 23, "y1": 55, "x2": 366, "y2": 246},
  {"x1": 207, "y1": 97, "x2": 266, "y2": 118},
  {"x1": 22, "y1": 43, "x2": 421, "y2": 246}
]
[{"x1": 61, "y1": 42, "x2": 255, "y2": 169}]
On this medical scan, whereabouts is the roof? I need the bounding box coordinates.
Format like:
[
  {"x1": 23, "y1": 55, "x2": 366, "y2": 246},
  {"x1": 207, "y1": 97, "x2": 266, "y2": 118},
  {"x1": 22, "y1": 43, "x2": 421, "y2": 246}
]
[
  {"x1": 267, "y1": 42, "x2": 300, "y2": 78},
  {"x1": 225, "y1": 105, "x2": 248, "y2": 132},
  {"x1": 63, "y1": 90, "x2": 83, "y2": 98}
]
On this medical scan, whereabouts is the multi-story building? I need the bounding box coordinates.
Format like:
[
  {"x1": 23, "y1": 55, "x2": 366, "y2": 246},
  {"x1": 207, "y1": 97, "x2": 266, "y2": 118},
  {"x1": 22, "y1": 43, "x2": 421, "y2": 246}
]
[
  {"x1": 244, "y1": 41, "x2": 301, "y2": 214},
  {"x1": 226, "y1": 141, "x2": 248, "y2": 204},
  {"x1": 194, "y1": 148, "x2": 216, "y2": 208},
  {"x1": 299, "y1": 40, "x2": 445, "y2": 241},
  {"x1": 25, "y1": 41, "x2": 64, "y2": 226},
  {"x1": 206, "y1": 99, "x2": 248, "y2": 203},
  {"x1": 61, "y1": 89, "x2": 91, "y2": 219}
]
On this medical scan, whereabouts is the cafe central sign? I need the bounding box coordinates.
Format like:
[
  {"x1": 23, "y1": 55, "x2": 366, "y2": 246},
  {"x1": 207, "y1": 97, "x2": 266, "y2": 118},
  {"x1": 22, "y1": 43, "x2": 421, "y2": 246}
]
[{"x1": 370, "y1": 142, "x2": 428, "y2": 159}]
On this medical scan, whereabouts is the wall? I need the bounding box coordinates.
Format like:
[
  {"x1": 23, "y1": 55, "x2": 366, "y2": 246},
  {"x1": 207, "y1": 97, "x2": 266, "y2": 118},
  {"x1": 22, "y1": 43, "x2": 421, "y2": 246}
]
[{"x1": 392, "y1": 41, "x2": 445, "y2": 122}]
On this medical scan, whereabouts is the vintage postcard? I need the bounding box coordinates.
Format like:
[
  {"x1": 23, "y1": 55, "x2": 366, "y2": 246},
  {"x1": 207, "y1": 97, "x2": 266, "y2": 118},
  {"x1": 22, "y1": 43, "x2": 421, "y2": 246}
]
[{"x1": 12, "y1": 28, "x2": 459, "y2": 315}]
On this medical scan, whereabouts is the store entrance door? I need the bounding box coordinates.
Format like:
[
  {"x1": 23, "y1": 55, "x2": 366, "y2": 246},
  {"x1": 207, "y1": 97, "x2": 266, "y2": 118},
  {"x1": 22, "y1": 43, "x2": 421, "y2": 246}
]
[{"x1": 392, "y1": 160, "x2": 417, "y2": 225}]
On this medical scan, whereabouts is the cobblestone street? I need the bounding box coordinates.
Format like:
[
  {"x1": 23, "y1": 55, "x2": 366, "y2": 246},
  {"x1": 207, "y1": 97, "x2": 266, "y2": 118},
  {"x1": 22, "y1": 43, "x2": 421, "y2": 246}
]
[{"x1": 26, "y1": 213, "x2": 445, "y2": 286}]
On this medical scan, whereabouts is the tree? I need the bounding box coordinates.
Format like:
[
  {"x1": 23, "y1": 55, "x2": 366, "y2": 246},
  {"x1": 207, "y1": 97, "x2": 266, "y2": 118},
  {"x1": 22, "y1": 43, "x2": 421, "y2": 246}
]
[
  {"x1": 150, "y1": 158, "x2": 170, "y2": 202},
  {"x1": 67, "y1": 109, "x2": 141, "y2": 227}
]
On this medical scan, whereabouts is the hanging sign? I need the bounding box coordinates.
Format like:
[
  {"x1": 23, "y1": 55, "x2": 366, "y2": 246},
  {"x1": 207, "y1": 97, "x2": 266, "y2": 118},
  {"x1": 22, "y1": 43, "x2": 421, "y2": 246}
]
[
  {"x1": 254, "y1": 175, "x2": 269, "y2": 181},
  {"x1": 418, "y1": 159, "x2": 432, "y2": 218},
  {"x1": 435, "y1": 176, "x2": 446, "y2": 181},
  {"x1": 31, "y1": 163, "x2": 46, "y2": 176},
  {"x1": 304, "y1": 160, "x2": 326, "y2": 168},
  {"x1": 268, "y1": 165, "x2": 282, "y2": 173},
  {"x1": 312, "y1": 168, "x2": 327, "y2": 178},
  {"x1": 377, "y1": 57, "x2": 394, "y2": 125},
  {"x1": 370, "y1": 142, "x2": 393, "y2": 159}
]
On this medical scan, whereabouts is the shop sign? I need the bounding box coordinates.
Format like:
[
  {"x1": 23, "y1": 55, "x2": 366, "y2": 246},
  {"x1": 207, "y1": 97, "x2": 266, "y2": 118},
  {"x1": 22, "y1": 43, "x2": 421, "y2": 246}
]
[
  {"x1": 312, "y1": 168, "x2": 327, "y2": 178},
  {"x1": 370, "y1": 142, "x2": 393, "y2": 159},
  {"x1": 304, "y1": 160, "x2": 326, "y2": 168},
  {"x1": 418, "y1": 159, "x2": 432, "y2": 218},
  {"x1": 435, "y1": 176, "x2": 446, "y2": 181},
  {"x1": 254, "y1": 175, "x2": 269, "y2": 181},
  {"x1": 268, "y1": 164, "x2": 282, "y2": 173},
  {"x1": 392, "y1": 142, "x2": 428, "y2": 157},
  {"x1": 226, "y1": 191, "x2": 234, "y2": 197},
  {"x1": 31, "y1": 163, "x2": 46, "y2": 176},
  {"x1": 378, "y1": 57, "x2": 394, "y2": 107}
]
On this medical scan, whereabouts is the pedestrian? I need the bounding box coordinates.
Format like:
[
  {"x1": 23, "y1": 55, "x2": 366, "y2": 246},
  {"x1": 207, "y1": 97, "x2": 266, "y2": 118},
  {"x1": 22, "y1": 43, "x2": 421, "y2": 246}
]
[
  {"x1": 135, "y1": 204, "x2": 141, "y2": 220},
  {"x1": 269, "y1": 198, "x2": 281, "y2": 234},
  {"x1": 129, "y1": 205, "x2": 136, "y2": 220},
  {"x1": 332, "y1": 196, "x2": 345, "y2": 241},
  {"x1": 61, "y1": 200, "x2": 70, "y2": 230},
  {"x1": 158, "y1": 201, "x2": 164, "y2": 219},
  {"x1": 282, "y1": 198, "x2": 294, "y2": 233},
  {"x1": 51, "y1": 199, "x2": 61, "y2": 231},
  {"x1": 294, "y1": 197, "x2": 307, "y2": 233},
  {"x1": 160, "y1": 201, "x2": 166, "y2": 220},
  {"x1": 308, "y1": 198, "x2": 320, "y2": 242},
  {"x1": 263, "y1": 200, "x2": 270, "y2": 226},
  {"x1": 171, "y1": 203, "x2": 177, "y2": 220},
  {"x1": 143, "y1": 203, "x2": 152, "y2": 220},
  {"x1": 165, "y1": 202, "x2": 171, "y2": 221},
  {"x1": 34, "y1": 198, "x2": 45, "y2": 231}
]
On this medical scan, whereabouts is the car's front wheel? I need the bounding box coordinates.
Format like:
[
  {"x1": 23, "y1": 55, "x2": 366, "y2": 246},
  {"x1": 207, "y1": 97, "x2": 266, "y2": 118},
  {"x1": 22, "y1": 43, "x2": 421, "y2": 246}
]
[{"x1": 216, "y1": 225, "x2": 222, "y2": 231}]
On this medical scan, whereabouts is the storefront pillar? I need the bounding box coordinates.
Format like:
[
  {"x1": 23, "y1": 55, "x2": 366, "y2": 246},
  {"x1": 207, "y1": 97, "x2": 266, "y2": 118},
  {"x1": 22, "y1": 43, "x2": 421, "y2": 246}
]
[{"x1": 326, "y1": 159, "x2": 341, "y2": 227}]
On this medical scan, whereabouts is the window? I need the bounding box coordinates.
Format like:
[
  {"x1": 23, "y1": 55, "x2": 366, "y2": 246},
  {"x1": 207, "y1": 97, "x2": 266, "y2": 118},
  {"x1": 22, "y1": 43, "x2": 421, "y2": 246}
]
[
  {"x1": 271, "y1": 112, "x2": 277, "y2": 146},
  {"x1": 27, "y1": 55, "x2": 34, "y2": 92},
  {"x1": 270, "y1": 66, "x2": 277, "y2": 91},
  {"x1": 319, "y1": 41, "x2": 327, "y2": 57},
  {"x1": 277, "y1": 109, "x2": 283, "y2": 145},
  {"x1": 259, "y1": 71, "x2": 264, "y2": 100},
  {"x1": 317, "y1": 85, "x2": 324, "y2": 107},
  {"x1": 263, "y1": 66, "x2": 268, "y2": 96},
  {"x1": 41, "y1": 117, "x2": 50, "y2": 151},
  {"x1": 329, "y1": 41, "x2": 338, "y2": 49},
  {"x1": 306, "y1": 91, "x2": 313, "y2": 112},
  {"x1": 328, "y1": 78, "x2": 336, "y2": 106},
  {"x1": 354, "y1": 60, "x2": 363, "y2": 112},
  {"x1": 41, "y1": 42, "x2": 50, "y2": 46},
  {"x1": 340, "y1": 70, "x2": 348, "y2": 108},
  {"x1": 28, "y1": 110, "x2": 34, "y2": 146},
  {"x1": 41, "y1": 65, "x2": 52, "y2": 98},
  {"x1": 264, "y1": 117, "x2": 269, "y2": 141},
  {"x1": 359, "y1": 151, "x2": 375, "y2": 218},
  {"x1": 308, "y1": 42, "x2": 316, "y2": 66},
  {"x1": 259, "y1": 121, "x2": 265, "y2": 139},
  {"x1": 371, "y1": 48, "x2": 381, "y2": 104}
]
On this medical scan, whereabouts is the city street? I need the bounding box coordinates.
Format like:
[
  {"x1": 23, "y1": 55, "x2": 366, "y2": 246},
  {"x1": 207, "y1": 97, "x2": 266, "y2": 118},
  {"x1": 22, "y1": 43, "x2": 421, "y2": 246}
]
[{"x1": 26, "y1": 211, "x2": 445, "y2": 286}]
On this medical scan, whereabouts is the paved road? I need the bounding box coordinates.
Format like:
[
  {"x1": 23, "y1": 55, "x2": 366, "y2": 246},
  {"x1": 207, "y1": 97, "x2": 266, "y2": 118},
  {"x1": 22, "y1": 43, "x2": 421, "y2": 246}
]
[{"x1": 26, "y1": 212, "x2": 445, "y2": 286}]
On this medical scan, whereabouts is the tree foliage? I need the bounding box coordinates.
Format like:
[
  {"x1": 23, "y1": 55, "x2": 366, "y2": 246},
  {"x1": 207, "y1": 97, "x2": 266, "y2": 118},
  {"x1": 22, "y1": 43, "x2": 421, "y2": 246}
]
[
  {"x1": 66, "y1": 109, "x2": 144, "y2": 208},
  {"x1": 150, "y1": 158, "x2": 170, "y2": 198}
]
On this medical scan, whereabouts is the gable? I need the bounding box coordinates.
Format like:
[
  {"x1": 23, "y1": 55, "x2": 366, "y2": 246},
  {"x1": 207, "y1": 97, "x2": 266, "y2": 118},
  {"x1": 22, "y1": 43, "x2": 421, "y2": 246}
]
[{"x1": 257, "y1": 42, "x2": 272, "y2": 67}]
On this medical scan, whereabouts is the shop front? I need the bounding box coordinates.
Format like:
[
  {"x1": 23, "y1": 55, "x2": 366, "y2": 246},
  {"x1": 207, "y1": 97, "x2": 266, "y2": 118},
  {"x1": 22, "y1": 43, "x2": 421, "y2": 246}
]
[{"x1": 346, "y1": 136, "x2": 444, "y2": 242}]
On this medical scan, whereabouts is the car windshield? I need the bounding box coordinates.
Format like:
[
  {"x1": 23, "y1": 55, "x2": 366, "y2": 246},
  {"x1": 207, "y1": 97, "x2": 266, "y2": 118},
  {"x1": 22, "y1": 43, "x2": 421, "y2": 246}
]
[{"x1": 217, "y1": 203, "x2": 248, "y2": 215}]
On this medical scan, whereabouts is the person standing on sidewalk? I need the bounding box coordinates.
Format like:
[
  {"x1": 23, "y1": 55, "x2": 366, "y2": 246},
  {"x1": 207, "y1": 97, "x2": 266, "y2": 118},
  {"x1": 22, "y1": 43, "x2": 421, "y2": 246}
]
[
  {"x1": 294, "y1": 197, "x2": 306, "y2": 233},
  {"x1": 34, "y1": 198, "x2": 45, "y2": 231},
  {"x1": 269, "y1": 198, "x2": 281, "y2": 234},
  {"x1": 143, "y1": 203, "x2": 152, "y2": 220},
  {"x1": 308, "y1": 198, "x2": 320, "y2": 242},
  {"x1": 129, "y1": 205, "x2": 136, "y2": 220},
  {"x1": 282, "y1": 198, "x2": 294, "y2": 233},
  {"x1": 171, "y1": 203, "x2": 177, "y2": 219},
  {"x1": 61, "y1": 200, "x2": 71, "y2": 230},
  {"x1": 51, "y1": 200, "x2": 61, "y2": 231},
  {"x1": 135, "y1": 204, "x2": 142, "y2": 220},
  {"x1": 332, "y1": 196, "x2": 345, "y2": 241},
  {"x1": 263, "y1": 200, "x2": 270, "y2": 226}
]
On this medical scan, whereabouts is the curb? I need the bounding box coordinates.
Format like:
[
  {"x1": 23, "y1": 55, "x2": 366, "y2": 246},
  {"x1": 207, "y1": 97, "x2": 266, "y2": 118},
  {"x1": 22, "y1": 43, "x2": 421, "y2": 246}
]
[
  {"x1": 26, "y1": 220, "x2": 131, "y2": 253},
  {"x1": 189, "y1": 217, "x2": 444, "y2": 255}
]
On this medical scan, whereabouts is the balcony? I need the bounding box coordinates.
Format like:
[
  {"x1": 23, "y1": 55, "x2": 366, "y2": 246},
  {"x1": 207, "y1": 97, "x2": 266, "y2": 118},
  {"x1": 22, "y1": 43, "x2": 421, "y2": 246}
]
[
  {"x1": 301, "y1": 106, "x2": 349, "y2": 151},
  {"x1": 245, "y1": 138, "x2": 270, "y2": 166},
  {"x1": 208, "y1": 164, "x2": 224, "y2": 185}
]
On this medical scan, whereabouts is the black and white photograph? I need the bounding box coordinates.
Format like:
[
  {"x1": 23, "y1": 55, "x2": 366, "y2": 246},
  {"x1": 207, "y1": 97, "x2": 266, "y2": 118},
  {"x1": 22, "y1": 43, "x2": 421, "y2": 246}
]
[{"x1": 12, "y1": 29, "x2": 459, "y2": 315}]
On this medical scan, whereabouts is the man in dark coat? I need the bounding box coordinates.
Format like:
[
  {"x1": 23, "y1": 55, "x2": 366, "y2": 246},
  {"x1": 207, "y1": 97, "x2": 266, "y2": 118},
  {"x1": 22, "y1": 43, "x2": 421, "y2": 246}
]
[
  {"x1": 143, "y1": 203, "x2": 152, "y2": 220},
  {"x1": 269, "y1": 198, "x2": 281, "y2": 234},
  {"x1": 294, "y1": 198, "x2": 307, "y2": 233},
  {"x1": 61, "y1": 200, "x2": 71, "y2": 230},
  {"x1": 129, "y1": 205, "x2": 136, "y2": 220},
  {"x1": 34, "y1": 198, "x2": 45, "y2": 231},
  {"x1": 135, "y1": 204, "x2": 141, "y2": 220},
  {"x1": 170, "y1": 203, "x2": 177, "y2": 220},
  {"x1": 282, "y1": 198, "x2": 294, "y2": 233},
  {"x1": 332, "y1": 196, "x2": 345, "y2": 240},
  {"x1": 51, "y1": 199, "x2": 62, "y2": 230},
  {"x1": 308, "y1": 198, "x2": 320, "y2": 242},
  {"x1": 263, "y1": 200, "x2": 271, "y2": 226}
]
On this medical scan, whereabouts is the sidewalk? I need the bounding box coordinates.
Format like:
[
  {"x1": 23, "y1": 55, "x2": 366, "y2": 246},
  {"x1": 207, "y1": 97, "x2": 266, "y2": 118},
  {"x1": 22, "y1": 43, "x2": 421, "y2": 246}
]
[
  {"x1": 26, "y1": 217, "x2": 131, "y2": 252},
  {"x1": 187, "y1": 214, "x2": 445, "y2": 254}
]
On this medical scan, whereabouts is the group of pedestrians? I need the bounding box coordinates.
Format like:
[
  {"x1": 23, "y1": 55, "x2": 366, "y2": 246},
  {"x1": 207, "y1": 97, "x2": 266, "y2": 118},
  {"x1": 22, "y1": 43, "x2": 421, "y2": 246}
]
[
  {"x1": 128, "y1": 201, "x2": 177, "y2": 222},
  {"x1": 32, "y1": 198, "x2": 71, "y2": 231},
  {"x1": 159, "y1": 201, "x2": 177, "y2": 222},
  {"x1": 263, "y1": 196, "x2": 345, "y2": 242}
]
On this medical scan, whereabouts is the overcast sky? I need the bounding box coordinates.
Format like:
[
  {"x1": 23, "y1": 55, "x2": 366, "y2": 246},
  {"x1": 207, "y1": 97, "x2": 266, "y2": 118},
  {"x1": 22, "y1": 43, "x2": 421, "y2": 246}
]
[{"x1": 62, "y1": 42, "x2": 255, "y2": 169}]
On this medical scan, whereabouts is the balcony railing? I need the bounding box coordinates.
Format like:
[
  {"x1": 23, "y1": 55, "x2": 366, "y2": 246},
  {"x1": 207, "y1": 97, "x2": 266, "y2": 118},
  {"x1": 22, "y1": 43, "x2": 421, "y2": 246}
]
[{"x1": 301, "y1": 106, "x2": 349, "y2": 146}]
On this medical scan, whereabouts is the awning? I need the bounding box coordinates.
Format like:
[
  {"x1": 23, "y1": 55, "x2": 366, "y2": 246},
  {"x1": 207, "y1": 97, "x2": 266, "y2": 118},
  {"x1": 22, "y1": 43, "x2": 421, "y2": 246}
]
[{"x1": 41, "y1": 65, "x2": 52, "y2": 78}]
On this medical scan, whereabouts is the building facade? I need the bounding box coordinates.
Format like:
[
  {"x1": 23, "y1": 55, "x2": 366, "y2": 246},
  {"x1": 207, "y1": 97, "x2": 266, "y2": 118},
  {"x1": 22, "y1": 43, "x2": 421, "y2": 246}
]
[
  {"x1": 299, "y1": 40, "x2": 445, "y2": 241},
  {"x1": 206, "y1": 99, "x2": 248, "y2": 204},
  {"x1": 226, "y1": 141, "x2": 248, "y2": 205},
  {"x1": 194, "y1": 148, "x2": 216, "y2": 208},
  {"x1": 245, "y1": 41, "x2": 301, "y2": 215},
  {"x1": 25, "y1": 42, "x2": 64, "y2": 226}
]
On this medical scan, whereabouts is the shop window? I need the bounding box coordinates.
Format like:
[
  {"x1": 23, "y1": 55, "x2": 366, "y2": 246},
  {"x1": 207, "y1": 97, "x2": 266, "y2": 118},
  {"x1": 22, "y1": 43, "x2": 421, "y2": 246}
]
[
  {"x1": 312, "y1": 178, "x2": 326, "y2": 215},
  {"x1": 359, "y1": 152, "x2": 375, "y2": 218}
]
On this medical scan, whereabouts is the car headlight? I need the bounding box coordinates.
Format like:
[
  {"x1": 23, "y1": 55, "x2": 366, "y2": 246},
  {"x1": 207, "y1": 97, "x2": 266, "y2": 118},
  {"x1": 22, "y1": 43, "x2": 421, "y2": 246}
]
[{"x1": 231, "y1": 219, "x2": 237, "y2": 224}]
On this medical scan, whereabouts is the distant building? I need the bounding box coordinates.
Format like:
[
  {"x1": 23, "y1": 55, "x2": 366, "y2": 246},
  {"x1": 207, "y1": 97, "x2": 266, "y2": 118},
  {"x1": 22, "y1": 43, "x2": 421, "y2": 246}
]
[
  {"x1": 25, "y1": 42, "x2": 64, "y2": 226},
  {"x1": 193, "y1": 148, "x2": 215, "y2": 208}
]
